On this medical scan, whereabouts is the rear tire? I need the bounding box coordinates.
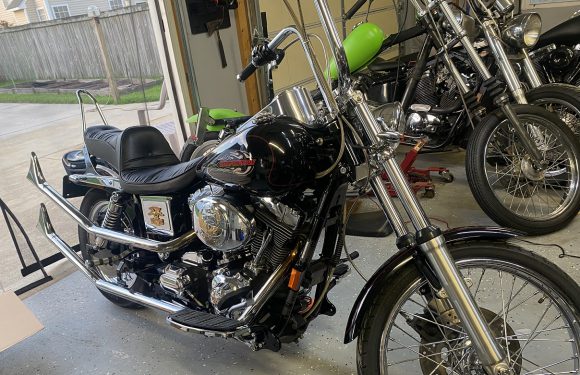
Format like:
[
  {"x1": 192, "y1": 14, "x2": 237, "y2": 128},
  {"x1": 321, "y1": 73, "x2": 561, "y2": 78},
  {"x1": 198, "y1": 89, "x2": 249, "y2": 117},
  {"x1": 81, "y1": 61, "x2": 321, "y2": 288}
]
[
  {"x1": 179, "y1": 132, "x2": 220, "y2": 162},
  {"x1": 79, "y1": 189, "x2": 143, "y2": 309},
  {"x1": 466, "y1": 105, "x2": 580, "y2": 235},
  {"x1": 527, "y1": 83, "x2": 580, "y2": 137}
]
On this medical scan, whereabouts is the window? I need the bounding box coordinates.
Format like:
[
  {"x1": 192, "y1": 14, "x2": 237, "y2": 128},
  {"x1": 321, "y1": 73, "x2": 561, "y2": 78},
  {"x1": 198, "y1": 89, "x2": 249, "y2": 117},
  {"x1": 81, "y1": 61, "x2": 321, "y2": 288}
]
[
  {"x1": 109, "y1": 0, "x2": 124, "y2": 10},
  {"x1": 51, "y1": 5, "x2": 69, "y2": 19},
  {"x1": 36, "y1": 8, "x2": 47, "y2": 21}
]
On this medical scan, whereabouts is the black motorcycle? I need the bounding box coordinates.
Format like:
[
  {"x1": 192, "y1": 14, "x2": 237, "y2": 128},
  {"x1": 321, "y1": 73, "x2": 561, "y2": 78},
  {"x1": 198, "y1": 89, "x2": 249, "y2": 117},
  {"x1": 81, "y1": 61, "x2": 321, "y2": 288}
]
[
  {"x1": 347, "y1": 0, "x2": 580, "y2": 235},
  {"x1": 28, "y1": 1, "x2": 579, "y2": 374},
  {"x1": 531, "y1": 11, "x2": 580, "y2": 87}
]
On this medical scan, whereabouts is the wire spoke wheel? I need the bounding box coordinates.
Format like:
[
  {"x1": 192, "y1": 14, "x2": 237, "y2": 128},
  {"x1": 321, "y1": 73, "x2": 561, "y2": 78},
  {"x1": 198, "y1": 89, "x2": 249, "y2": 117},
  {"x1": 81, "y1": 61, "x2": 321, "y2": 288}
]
[
  {"x1": 85, "y1": 200, "x2": 135, "y2": 285},
  {"x1": 466, "y1": 105, "x2": 580, "y2": 234},
  {"x1": 483, "y1": 115, "x2": 577, "y2": 221},
  {"x1": 536, "y1": 99, "x2": 580, "y2": 137},
  {"x1": 378, "y1": 255, "x2": 579, "y2": 375}
]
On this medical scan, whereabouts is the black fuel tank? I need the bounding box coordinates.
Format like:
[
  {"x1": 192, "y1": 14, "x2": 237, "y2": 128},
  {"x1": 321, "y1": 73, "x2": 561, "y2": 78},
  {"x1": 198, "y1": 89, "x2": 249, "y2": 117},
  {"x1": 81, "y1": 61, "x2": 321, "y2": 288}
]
[{"x1": 199, "y1": 116, "x2": 318, "y2": 195}]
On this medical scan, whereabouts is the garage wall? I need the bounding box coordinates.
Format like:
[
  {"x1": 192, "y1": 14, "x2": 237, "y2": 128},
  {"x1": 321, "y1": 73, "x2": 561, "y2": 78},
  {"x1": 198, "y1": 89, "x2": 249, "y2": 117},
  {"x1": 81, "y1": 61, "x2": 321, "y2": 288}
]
[
  {"x1": 520, "y1": 0, "x2": 580, "y2": 31},
  {"x1": 258, "y1": 0, "x2": 400, "y2": 93},
  {"x1": 177, "y1": 4, "x2": 249, "y2": 114}
]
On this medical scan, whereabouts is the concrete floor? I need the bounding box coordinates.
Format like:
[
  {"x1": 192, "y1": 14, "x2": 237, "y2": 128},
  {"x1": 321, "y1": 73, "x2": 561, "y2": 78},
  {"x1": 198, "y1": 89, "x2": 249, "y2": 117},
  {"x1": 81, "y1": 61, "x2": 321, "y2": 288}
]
[{"x1": 0, "y1": 148, "x2": 578, "y2": 374}]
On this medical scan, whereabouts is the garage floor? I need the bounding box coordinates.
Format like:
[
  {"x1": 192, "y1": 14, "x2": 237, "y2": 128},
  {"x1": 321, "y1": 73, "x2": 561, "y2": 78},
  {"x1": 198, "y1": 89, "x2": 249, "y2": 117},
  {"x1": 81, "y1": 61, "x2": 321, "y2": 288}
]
[{"x1": 1, "y1": 150, "x2": 578, "y2": 375}]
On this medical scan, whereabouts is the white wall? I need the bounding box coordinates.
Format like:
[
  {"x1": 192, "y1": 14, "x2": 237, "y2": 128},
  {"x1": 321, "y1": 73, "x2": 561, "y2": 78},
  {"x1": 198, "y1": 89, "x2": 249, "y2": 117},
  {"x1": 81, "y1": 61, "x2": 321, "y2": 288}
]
[{"x1": 177, "y1": 5, "x2": 249, "y2": 114}]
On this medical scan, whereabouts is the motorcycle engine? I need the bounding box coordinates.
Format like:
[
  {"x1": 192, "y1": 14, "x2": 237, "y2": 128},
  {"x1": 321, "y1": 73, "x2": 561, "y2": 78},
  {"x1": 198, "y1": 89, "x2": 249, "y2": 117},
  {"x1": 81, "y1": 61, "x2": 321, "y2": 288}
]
[
  {"x1": 159, "y1": 185, "x2": 302, "y2": 316},
  {"x1": 548, "y1": 46, "x2": 575, "y2": 71}
]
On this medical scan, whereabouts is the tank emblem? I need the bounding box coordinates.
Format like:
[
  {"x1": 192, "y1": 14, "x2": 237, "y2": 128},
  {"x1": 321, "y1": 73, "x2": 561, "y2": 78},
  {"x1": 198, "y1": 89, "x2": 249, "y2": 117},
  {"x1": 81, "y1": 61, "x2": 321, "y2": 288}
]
[{"x1": 216, "y1": 150, "x2": 255, "y2": 176}]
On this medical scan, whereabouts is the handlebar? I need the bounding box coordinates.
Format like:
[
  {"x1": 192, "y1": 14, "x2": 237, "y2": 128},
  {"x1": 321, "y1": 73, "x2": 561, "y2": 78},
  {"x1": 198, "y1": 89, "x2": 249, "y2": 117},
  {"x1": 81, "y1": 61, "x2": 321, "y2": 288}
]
[
  {"x1": 237, "y1": 63, "x2": 257, "y2": 82},
  {"x1": 237, "y1": 40, "x2": 282, "y2": 82},
  {"x1": 344, "y1": 0, "x2": 368, "y2": 20}
]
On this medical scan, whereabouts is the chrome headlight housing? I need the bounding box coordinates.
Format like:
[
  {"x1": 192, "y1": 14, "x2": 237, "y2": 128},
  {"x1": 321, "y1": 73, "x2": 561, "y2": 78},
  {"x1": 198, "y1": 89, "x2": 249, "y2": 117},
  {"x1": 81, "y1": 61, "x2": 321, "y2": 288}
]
[
  {"x1": 373, "y1": 102, "x2": 404, "y2": 133},
  {"x1": 501, "y1": 13, "x2": 542, "y2": 49},
  {"x1": 442, "y1": 8, "x2": 479, "y2": 42}
]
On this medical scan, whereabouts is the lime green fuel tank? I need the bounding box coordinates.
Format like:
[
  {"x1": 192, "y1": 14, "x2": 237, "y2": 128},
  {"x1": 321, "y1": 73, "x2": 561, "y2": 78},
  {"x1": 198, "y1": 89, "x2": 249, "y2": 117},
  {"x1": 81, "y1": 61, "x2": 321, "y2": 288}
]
[{"x1": 327, "y1": 22, "x2": 384, "y2": 80}]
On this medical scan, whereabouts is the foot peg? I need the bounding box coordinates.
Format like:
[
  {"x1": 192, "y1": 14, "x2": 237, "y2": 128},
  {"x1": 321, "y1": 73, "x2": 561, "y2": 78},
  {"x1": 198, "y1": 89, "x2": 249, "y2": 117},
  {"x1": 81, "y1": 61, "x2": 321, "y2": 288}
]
[
  {"x1": 333, "y1": 263, "x2": 349, "y2": 278},
  {"x1": 167, "y1": 308, "x2": 246, "y2": 337}
]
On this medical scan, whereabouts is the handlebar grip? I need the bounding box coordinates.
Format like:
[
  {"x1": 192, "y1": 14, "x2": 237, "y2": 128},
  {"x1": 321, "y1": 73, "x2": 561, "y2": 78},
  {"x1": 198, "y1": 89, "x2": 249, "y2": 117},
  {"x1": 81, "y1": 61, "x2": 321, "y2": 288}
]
[
  {"x1": 237, "y1": 62, "x2": 257, "y2": 82},
  {"x1": 344, "y1": 0, "x2": 368, "y2": 20}
]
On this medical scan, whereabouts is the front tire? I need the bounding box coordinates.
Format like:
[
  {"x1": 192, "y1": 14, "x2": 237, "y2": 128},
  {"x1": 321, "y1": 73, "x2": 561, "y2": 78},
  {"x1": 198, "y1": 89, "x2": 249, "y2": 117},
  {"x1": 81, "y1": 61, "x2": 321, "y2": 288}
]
[
  {"x1": 356, "y1": 241, "x2": 580, "y2": 375},
  {"x1": 466, "y1": 105, "x2": 580, "y2": 235}
]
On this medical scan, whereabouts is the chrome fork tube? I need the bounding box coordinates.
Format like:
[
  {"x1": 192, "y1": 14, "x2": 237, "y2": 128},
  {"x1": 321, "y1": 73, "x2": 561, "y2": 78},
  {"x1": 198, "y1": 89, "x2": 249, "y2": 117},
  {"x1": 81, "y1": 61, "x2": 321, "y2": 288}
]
[
  {"x1": 440, "y1": 51, "x2": 471, "y2": 94},
  {"x1": 420, "y1": 236, "x2": 509, "y2": 373},
  {"x1": 481, "y1": 20, "x2": 528, "y2": 104},
  {"x1": 351, "y1": 89, "x2": 431, "y2": 231},
  {"x1": 369, "y1": 176, "x2": 410, "y2": 238},
  {"x1": 436, "y1": 0, "x2": 493, "y2": 82},
  {"x1": 522, "y1": 49, "x2": 543, "y2": 89},
  {"x1": 311, "y1": 2, "x2": 510, "y2": 371}
]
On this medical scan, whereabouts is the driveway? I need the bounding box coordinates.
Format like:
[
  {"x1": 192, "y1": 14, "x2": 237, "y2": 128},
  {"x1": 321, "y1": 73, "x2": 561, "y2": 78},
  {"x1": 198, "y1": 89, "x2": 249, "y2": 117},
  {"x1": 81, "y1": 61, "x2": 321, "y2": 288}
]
[{"x1": 0, "y1": 102, "x2": 173, "y2": 291}]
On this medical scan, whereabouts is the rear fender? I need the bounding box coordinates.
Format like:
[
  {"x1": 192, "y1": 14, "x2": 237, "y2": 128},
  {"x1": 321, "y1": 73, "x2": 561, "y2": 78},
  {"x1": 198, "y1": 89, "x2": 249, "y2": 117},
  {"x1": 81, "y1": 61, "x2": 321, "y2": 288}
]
[{"x1": 343, "y1": 226, "x2": 524, "y2": 343}]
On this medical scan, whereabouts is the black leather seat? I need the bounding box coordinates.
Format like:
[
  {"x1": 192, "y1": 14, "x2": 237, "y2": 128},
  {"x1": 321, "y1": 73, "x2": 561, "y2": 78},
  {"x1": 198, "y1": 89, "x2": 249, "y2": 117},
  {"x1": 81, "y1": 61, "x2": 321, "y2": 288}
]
[
  {"x1": 367, "y1": 52, "x2": 418, "y2": 72},
  {"x1": 84, "y1": 125, "x2": 202, "y2": 195},
  {"x1": 84, "y1": 125, "x2": 122, "y2": 170}
]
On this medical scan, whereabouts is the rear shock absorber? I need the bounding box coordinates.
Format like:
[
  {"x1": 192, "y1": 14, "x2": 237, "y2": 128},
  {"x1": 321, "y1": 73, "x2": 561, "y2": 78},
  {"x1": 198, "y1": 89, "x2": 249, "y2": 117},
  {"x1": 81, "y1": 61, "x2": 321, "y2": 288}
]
[{"x1": 94, "y1": 192, "x2": 127, "y2": 250}]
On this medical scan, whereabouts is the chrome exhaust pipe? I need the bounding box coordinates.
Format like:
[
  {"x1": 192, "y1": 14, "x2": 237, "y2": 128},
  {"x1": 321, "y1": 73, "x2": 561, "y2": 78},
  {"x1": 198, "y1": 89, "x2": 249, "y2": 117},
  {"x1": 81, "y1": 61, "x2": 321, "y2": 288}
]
[
  {"x1": 95, "y1": 280, "x2": 182, "y2": 313},
  {"x1": 37, "y1": 203, "x2": 100, "y2": 282},
  {"x1": 27, "y1": 152, "x2": 196, "y2": 253},
  {"x1": 37, "y1": 203, "x2": 183, "y2": 314}
]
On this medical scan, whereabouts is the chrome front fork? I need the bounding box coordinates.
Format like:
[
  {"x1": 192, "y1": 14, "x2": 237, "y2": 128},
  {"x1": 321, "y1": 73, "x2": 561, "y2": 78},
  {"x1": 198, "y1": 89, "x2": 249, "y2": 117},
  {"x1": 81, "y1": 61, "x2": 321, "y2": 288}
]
[
  {"x1": 313, "y1": 0, "x2": 511, "y2": 371},
  {"x1": 522, "y1": 49, "x2": 543, "y2": 89},
  {"x1": 433, "y1": 0, "x2": 546, "y2": 166},
  {"x1": 351, "y1": 92, "x2": 512, "y2": 375}
]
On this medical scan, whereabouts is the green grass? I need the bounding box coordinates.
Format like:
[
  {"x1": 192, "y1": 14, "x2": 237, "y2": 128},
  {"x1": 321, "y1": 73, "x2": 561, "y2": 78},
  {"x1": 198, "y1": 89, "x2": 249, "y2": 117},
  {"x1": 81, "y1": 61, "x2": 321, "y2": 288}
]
[
  {"x1": 0, "y1": 82, "x2": 162, "y2": 104},
  {"x1": 0, "y1": 80, "x2": 25, "y2": 88}
]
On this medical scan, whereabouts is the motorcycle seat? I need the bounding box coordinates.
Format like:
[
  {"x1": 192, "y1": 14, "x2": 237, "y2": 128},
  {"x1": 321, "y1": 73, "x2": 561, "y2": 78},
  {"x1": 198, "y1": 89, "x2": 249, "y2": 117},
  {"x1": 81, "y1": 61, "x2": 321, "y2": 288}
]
[
  {"x1": 84, "y1": 125, "x2": 122, "y2": 170},
  {"x1": 84, "y1": 125, "x2": 203, "y2": 195},
  {"x1": 367, "y1": 52, "x2": 418, "y2": 72}
]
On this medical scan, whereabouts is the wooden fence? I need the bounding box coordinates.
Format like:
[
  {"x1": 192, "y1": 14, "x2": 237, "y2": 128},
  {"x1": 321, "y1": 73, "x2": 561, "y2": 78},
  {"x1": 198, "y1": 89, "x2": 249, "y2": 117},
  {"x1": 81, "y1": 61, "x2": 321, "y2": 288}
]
[{"x1": 0, "y1": 5, "x2": 162, "y2": 81}]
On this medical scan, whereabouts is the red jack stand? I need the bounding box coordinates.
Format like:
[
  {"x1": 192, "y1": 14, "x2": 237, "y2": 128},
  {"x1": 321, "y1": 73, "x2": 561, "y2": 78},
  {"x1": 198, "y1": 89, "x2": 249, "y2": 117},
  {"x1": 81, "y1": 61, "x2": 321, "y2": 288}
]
[{"x1": 382, "y1": 138, "x2": 454, "y2": 198}]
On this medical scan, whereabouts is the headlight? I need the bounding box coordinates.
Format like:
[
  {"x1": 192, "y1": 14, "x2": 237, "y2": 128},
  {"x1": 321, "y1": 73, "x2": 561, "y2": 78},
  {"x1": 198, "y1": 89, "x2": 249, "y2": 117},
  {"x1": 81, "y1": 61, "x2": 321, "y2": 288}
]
[
  {"x1": 373, "y1": 102, "x2": 404, "y2": 133},
  {"x1": 501, "y1": 13, "x2": 542, "y2": 49},
  {"x1": 442, "y1": 8, "x2": 479, "y2": 42}
]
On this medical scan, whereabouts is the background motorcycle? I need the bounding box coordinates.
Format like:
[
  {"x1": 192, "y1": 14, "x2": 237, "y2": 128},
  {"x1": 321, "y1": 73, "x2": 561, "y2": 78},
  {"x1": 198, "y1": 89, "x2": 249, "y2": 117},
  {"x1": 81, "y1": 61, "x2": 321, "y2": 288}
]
[
  {"x1": 345, "y1": 0, "x2": 580, "y2": 235},
  {"x1": 531, "y1": 11, "x2": 580, "y2": 87},
  {"x1": 31, "y1": 1, "x2": 580, "y2": 374}
]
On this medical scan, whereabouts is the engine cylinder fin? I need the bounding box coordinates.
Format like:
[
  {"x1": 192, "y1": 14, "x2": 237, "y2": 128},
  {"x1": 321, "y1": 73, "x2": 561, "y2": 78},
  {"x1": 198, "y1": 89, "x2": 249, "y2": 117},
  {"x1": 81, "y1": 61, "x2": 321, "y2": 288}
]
[{"x1": 252, "y1": 209, "x2": 298, "y2": 270}]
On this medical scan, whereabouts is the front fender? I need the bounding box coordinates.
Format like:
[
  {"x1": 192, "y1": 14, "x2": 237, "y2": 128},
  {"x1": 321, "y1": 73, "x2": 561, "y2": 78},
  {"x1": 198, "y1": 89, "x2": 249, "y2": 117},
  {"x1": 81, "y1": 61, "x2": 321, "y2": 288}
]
[{"x1": 343, "y1": 226, "x2": 524, "y2": 344}]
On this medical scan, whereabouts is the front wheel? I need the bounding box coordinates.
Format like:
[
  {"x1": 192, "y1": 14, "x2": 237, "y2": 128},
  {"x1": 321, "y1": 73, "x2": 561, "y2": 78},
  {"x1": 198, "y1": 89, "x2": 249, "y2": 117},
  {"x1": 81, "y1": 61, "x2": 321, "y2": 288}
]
[
  {"x1": 356, "y1": 241, "x2": 580, "y2": 375},
  {"x1": 466, "y1": 105, "x2": 580, "y2": 235}
]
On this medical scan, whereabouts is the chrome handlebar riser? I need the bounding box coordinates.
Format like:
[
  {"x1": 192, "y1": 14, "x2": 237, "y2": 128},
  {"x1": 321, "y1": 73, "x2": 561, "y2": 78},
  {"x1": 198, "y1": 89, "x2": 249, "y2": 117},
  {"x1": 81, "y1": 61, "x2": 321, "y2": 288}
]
[
  {"x1": 436, "y1": 0, "x2": 493, "y2": 81},
  {"x1": 267, "y1": 27, "x2": 338, "y2": 117}
]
